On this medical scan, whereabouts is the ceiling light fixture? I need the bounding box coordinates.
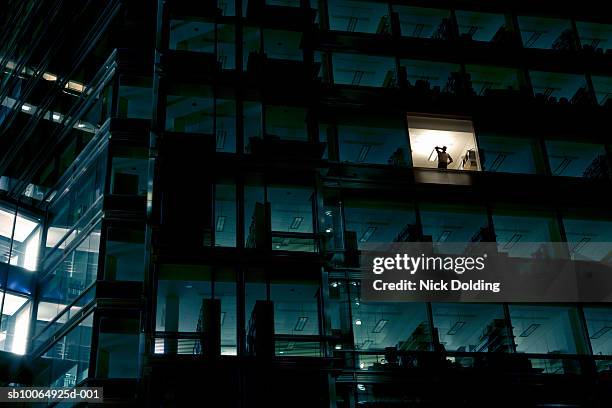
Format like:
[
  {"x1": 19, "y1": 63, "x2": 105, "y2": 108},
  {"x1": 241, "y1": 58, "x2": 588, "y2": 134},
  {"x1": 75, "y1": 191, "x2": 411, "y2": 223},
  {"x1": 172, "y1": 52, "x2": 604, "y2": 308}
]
[
  {"x1": 290, "y1": 216, "x2": 303, "y2": 230},
  {"x1": 294, "y1": 316, "x2": 308, "y2": 331},
  {"x1": 216, "y1": 216, "x2": 226, "y2": 232},
  {"x1": 519, "y1": 323, "x2": 540, "y2": 337},
  {"x1": 503, "y1": 233, "x2": 522, "y2": 250},
  {"x1": 372, "y1": 319, "x2": 388, "y2": 333},
  {"x1": 590, "y1": 326, "x2": 612, "y2": 339},
  {"x1": 359, "y1": 226, "x2": 376, "y2": 243},
  {"x1": 447, "y1": 321, "x2": 466, "y2": 335}
]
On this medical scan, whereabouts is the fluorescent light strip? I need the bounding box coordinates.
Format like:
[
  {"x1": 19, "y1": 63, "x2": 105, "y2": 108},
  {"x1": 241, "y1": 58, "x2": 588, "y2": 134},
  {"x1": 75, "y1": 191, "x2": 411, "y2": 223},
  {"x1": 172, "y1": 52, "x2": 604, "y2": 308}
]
[
  {"x1": 590, "y1": 326, "x2": 612, "y2": 340},
  {"x1": 503, "y1": 233, "x2": 522, "y2": 250},
  {"x1": 290, "y1": 216, "x2": 303, "y2": 230},
  {"x1": 294, "y1": 316, "x2": 308, "y2": 331},
  {"x1": 216, "y1": 216, "x2": 226, "y2": 232},
  {"x1": 360, "y1": 339, "x2": 373, "y2": 349},
  {"x1": 357, "y1": 145, "x2": 371, "y2": 162},
  {"x1": 359, "y1": 226, "x2": 376, "y2": 243},
  {"x1": 372, "y1": 319, "x2": 388, "y2": 333},
  {"x1": 437, "y1": 230, "x2": 452, "y2": 242},
  {"x1": 447, "y1": 321, "x2": 466, "y2": 336},
  {"x1": 519, "y1": 323, "x2": 540, "y2": 337},
  {"x1": 571, "y1": 237, "x2": 591, "y2": 254}
]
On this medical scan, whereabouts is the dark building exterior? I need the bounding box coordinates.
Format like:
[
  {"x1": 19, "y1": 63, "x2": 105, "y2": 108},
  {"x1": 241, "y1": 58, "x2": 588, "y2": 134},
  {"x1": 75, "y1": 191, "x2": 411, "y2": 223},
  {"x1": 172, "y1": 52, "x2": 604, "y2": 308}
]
[{"x1": 1, "y1": 0, "x2": 612, "y2": 406}]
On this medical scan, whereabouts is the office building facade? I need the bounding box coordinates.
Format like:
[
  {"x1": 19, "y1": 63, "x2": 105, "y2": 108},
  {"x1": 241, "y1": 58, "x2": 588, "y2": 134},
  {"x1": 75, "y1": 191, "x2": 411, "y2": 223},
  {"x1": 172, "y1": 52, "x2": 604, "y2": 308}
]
[{"x1": 1, "y1": 0, "x2": 612, "y2": 406}]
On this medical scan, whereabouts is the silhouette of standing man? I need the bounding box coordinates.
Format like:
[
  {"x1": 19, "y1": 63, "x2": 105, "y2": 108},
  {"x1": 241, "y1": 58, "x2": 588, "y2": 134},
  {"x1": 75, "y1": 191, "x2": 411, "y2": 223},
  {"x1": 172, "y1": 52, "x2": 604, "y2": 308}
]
[{"x1": 435, "y1": 146, "x2": 453, "y2": 169}]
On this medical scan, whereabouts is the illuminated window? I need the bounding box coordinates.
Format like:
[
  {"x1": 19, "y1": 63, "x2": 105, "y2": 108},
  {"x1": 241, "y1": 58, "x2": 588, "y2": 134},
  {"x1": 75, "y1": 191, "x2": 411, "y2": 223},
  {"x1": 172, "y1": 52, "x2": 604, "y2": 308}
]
[{"x1": 407, "y1": 116, "x2": 481, "y2": 171}]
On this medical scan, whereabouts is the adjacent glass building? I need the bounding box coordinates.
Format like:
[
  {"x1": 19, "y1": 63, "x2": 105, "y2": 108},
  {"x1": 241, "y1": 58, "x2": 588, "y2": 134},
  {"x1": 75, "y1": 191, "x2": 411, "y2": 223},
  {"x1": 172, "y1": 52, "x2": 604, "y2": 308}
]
[{"x1": 1, "y1": 0, "x2": 612, "y2": 406}]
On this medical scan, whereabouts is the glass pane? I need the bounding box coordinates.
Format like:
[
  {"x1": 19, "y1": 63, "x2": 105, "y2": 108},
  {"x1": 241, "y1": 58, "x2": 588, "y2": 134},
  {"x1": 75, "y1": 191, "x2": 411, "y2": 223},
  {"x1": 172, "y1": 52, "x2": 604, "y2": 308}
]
[
  {"x1": 455, "y1": 10, "x2": 507, "y2": 42},
  {"x1": 529, "y1": 71, "x2": 589, "y2": 104},
  {"x1": 576, "y1": 21, "x2": 612, "y2": 52},
  {"x1": 477, "y1": 134, "x2": 545, "y2": 174},
  {"x1": 338, "y1": 120, "x2": 410, "y2": 167},
  {"x1": 584, "y1": 307, "x2": 612, "y2": 356},
  {"x1": 268, "y1": 185, "x2": 315, "y2": 252},
  {"x1": 271, "y1": 279, "x2": 319, "y2": 335},
  {"x1": 215, "y1": 183, "x2": 237, "y2": 247},
  {"x1": 97, "y1": 317, "x2": 140, "y2": 378},
  {"x1": 400, "y1": 59, "x2": 461, "y2": 94},
  {"x1": 407, "y1": 116, "x2": 480, "y2": 171},
  {"x1": 420, "y1": 203, "x2": 490, "y2": 254},
  {"x1": 43, "y1": 314, "x2": 93, "y2": 387},
  {"x1": 492, "y1": 208, "x2": 563, "y2": 258},
  {"x1": 265, "y1": 106, "x2": 308, "y2": 141},
  {"x1": 0, "y1": 204, "x2": 16, "y2": 264},
  {"x1": 332, "y1": 53, "x2": 396, "y2": 88},
  {"x1": 156, "y1": 265, "x2": 212, "y2": 333},
  {"x1": 465, "y1": 64, "x2": 521, "y2": 95},
  {"x1": 263, "y1": 29, "x2": 303, "y2": 61},
  {"x1": 165, "y1": 85, "x2": 214, "y2": 133},
  {"x1": 110, "y1": 147, "x2": 148, "y2": 196},
  {"x1": 562, "y1": 215, "x2": 612, "y2": 263},
  {"x1": 393, "y1": 6, "x2": 451, "y2": 40},
  {"x1": 117, "y1": 76, "x2": 152, "y2": 119},
  {"x1": 432, "y1": 303, "x2": 511, "y2": 352},
  {"x1": 105, "y1": 227, "x2": 145, "y2": 281},
  {"x1": 545, "y1": 140, "x2": 609, "y2": 178},
  {"x1": 328, "y1": 1, "x2": 390, "y2": 34},
  {"x1": 351, "y1": 284, "x2": 431, "y2": 351},
  {"x1": 518, "y1": 16, "x2": 575, "y2": 50},
  {"x1": 344, "y1": 199, "x2": 417, "y2": 249},
  {"x1": 0, "y1": 292, "x2": 31, "y2": 354},
  {"x1": 509, "y1": 305, "x2": 588, "y2": 354}
]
